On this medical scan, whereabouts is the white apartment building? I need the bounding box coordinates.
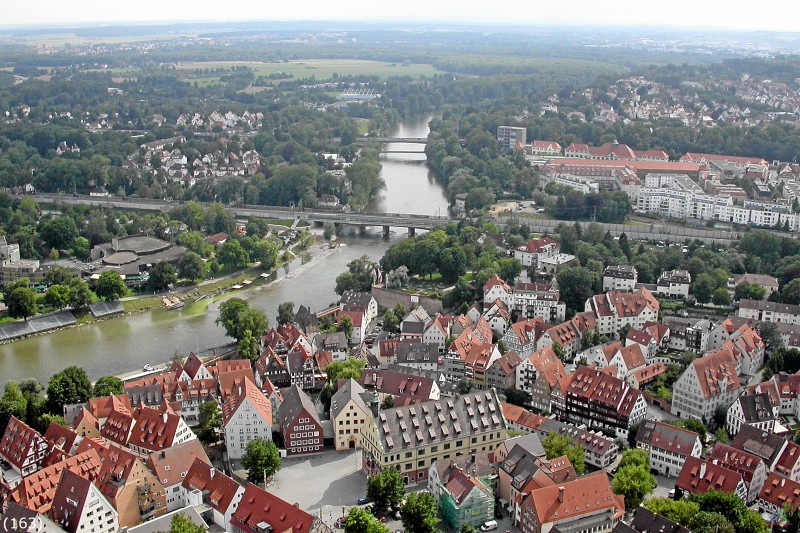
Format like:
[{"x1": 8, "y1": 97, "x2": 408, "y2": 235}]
[
  {"x1": 739, "y1": 300, "x2": 800, "y2": 325},
  {"x1": 635, "y1": 420, "x2": 702, "y2": 478},
  {"x1": 671, "y1": 347, "x2": 742, "y2": 421},
  {"x1": 223, "y1": 380, "x2": 273, "y2": 460},
  {"x1": 539, "y1": 173, "x2": 600, "y2": 194},
  {"x1": 497, "y1": 126, "x2": 527, "y2": 151},
  {"x1": 602, "y1": 265, "x2": 638, "y2": 292}
]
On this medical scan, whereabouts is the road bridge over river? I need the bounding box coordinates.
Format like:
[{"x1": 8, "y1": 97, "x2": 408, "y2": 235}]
[{"x1": 28, "y1": 194, "x2": 451, "y2": 236}]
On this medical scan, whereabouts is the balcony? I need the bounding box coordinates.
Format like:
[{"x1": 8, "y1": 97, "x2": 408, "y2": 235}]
[{"x1": 139, "y1": 501, "x2": 156, "y2": 520}]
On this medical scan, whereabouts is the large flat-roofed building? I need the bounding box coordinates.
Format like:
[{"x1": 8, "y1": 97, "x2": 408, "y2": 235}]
[
  {"x1": 497, "y1": 126, "x2": 527, "y2": 151},
  {"x1": 360, "y1": 389, "x2": 507, "y2": 485}
]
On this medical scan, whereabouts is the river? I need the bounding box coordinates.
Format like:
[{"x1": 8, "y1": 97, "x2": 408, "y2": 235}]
[{"x1": 1, "y1": 116, "x2": 449, "y2": 385}]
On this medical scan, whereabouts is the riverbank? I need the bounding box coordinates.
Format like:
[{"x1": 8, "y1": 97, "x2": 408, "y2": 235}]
[{"x1": 0, "y1": 239, "x2": 329, "y2": 345}]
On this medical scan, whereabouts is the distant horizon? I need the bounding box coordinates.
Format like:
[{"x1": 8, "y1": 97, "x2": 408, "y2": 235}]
[{"x1": 2, "y1": 0, "x2": 799, "y2": 34}]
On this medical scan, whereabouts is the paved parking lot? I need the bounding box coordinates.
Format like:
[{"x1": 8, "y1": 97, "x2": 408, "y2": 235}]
[{"x1": 265, "y1": 449, "x2": 367, "y2": 512}]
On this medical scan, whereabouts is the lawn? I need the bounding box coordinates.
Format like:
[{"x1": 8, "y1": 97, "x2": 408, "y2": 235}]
[{"x1": 175, "y1": 59, "x2": 441, "y2": 81}]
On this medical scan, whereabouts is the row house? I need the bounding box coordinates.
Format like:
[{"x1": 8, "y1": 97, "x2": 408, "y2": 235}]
[
  {"x1": 585, "y1": 287, "x2": 659, "y2": 338},
  {"x1": 671, "y1": 346, "x2": 742, "y2": 421},
  {"x1": 181, "y1": 458, "x2": 244, "y2": 533},
  {"x1": 78, "y1": 439, "x2": 167, "y2": 526},
  {"x1": 255, "y1": 346, "x2": 291, "y2": 388},
  {"x1": 739, "y1": 299, "x2": 800, "y2": 325},
  {"x1": 662, "y1": 317, "x2": 713, "y2": 354},
  {"x1": 501, "y1": 403, "x2": 619, "y2": 469},
  {"x1": 485, "y1": 351, "x2": 522, "y2": 391},
  {"x1": 49, "y1": 469, "x2": 119, "y2": 533},
  {"x1": 497, "y1": 439, "x2": 576, "y2": 525},
  {"x1": 708, "y1": 442, "x2": 768, "y2": 503},
  {"x1": 146, "y1": 440, "x2": 211, "y2": 512},
  {"x1": 729, "y1": 273, "x2": 779, "y2": 300},
  {"x1": 279, "y1": 385, "x2": 324, "y2": 457},
  {"x1": 758, "y1": 473, "x2": 800, "y2": 517},
  {"x1": 483, "y1": 300, "x2": 512, "y2": 336},
  {"x1": 731, "y1": 426, "x2": 800, "y2": 483},
  {"x1": 360, "y1": 389, "x2": 508, "y2": 485},
  {"x1": 429, "y1": 453, "x2": 497, "y2": 531},
  {"x1": 515, "y1": 346, "x2": 567, "y2": 412},
  {"x1": 528, "y1": 140, "x2": 562, "y2": 157},
  {"x1": 635, "y1": 420, "x2": 702, "y2": 478},
  {"x1": 539, "y1": 312, "x2": 598, "y2": 361},
  {"x1": 625, "y1": 323, "x2": 669, "y2": 361},
  {"x1": 675, "y1": 457, "x2": 748, "y2": 501},
  {"x1": 395, "y1": 341, "x2": 440, "y2": 372},
  {"x1": 223, "y1": 380, "x2": 273, "y2": 460},
  {"x1": 512, "y1": 283, "x2": 566, "y2": 324},
  {"x1": 330, "y1": 379, "x2": 373, "y2": 451},
  {"x1": 423, "y1": 314, "x2": 452, "y2": 352},
  {"x1": 565, "y1": 142, "x2": 668, "y2": 161},
  {"x1": 502, "y1": 317, "x2": 548, "y2": 359},
  {"x1": 518, "y1": 472, "x2": 624, "y2": 533},
  {"x1": 0, "y1": 416, "x2": 49, "y2": 487},
  {"x1": 580, "y1": 341, "x2": 647, "y2": 381},
  {"x1": 339, "y1": 290, "x2": 378, "y2": 326},
  {"x1": 551, "y1": 366, "x2": 647, "y2": 439},
  {"x1": 727, "y1": 392, "x2": 778, "y2": 436}
]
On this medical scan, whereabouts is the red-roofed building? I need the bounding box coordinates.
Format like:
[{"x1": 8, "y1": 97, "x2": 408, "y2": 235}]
[
  {"x1": 635, "y1": 420, "x2": 701, "y2": 478},
  {"x1": 230, "y1": 483, "x2": 328, "y2": 533},
  {"x1": 671, "y1": 347, "x2": 742, "y2": 420},
  {"x1": 223, "y1": 379, "x2": 273, "y2": 459},
  {"x1": 503, "y1": 317, "x2": 548, "y2": 359},
  {"x1": 676, "y1": 456, "x2": 747, "y2": 501},
  {"x1": 529, "y1": 140, "x2": 562, "y2": 157},
  {"x1": 681, "y1": 152, "x2": 768, "y2": 169},
  {"x1": 518, "y1": 471, "x2": 624, "y2": 533},
  {"x1": 0, "y1": 416, "x2": 48, "y2": 484},
  {"x1": 513, "y1": 238, "x2": 560, "y2": 269},
  {"x1": 125, "y1": 406, "x2": 196, "y2": 457},
  {"x1": 147, "y1": 439, "x2": 210, "y2": 512},
  {"x1": 516, "y1": 346, "x2": 567, "y2": 413},
  {"x1": 709, "y1": 442, "x2": 768, "y2": 503},
  {"x1": 279, "y1": 385, "x2": 323, "y2": 457},
  {"x1": 43, "y1": 422, "x2": 81, "y2": 457},
  {"x1": 179, "y1": 353, "x2": 213, "y2": 381},
  {"x1": 48, "y1": 469, "x2": 118, "y2": 533},
  {"x1": 181, "y1": 458, "x2": 244, "y2": 531},
  {"x1": 759, "y1": 473, "x2": 800, "y2": 516},
  {"x1": 551, "y1": 366, "x2": 647, "y2": 439},
  {"x1": 585, "y1": 287, "x2": 659, "y2": 337}
]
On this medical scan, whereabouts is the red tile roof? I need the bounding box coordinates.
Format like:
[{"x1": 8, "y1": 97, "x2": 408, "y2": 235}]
[
  {"x1": 223, "y1": 379, "x2": 273, "y2": 426},
  {"x1": 182, "y1": 458, "x2": 241, "y2": 514},
  {"x1": 231, "y1": 483, "x2": 317, "y2": 533},
  {"x1": 525, "y1": 471, "x2": 623, "y2": 525},
  {"x1": 0, "y1": 416, "x2": 46, "y2": 471},
  {"x1": 127, "y1": 406, "x2": 183, "y2": 452},
  {"x1": 676, "y1": 456, "x2": 745, "y2": 495},
  {"x1": 444, "y1": 468, "x2": 487, "y2": 504},
  {"x1": 147, "y1": 439, "x2": 210, "y2": 488},
  {"x1": 12, "y1": 449, "x2": 102, "y2": 512},
  {"x1": 525, "y1": 346, "x2": 567, "y2": 387},
  {"x1": 759, "y1": 473, "x2": 800, "y2": 512},
  {"x1": 708, "y1": 443, "x2": 764, "y2": 482},
  {"x1": 218, "y1": 368, "x2": 257, "y2": 399},
  {"x1": 691, "y1": 348, "x2": 741, "y2": 399},
  {"x1": 563, "y1": 366, "x2": 643, "y2": 416}
]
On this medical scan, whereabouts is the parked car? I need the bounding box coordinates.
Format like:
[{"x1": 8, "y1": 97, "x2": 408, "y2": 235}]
[
  {"x1": 494, "y1": 508, "x2": 503, "y2": 519},
  {"x1": 376, "y1": 516, "x2": 387, "y2": 523},
  {"x1": 358, "y1": 497, "x2": 369, "y2": 505},
  {"x1": 480, "y1": 521, "x2": 498, "y2": 532}
]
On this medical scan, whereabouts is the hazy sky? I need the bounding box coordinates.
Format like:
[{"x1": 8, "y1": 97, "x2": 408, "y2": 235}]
[{"x1": 4, "y1": 0, "x2": 800, "y2": 32}]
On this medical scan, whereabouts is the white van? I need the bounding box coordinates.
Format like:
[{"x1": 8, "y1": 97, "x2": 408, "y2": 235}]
[{"x1": 480, "y1": 521, "x2": 498, "y2": 531}]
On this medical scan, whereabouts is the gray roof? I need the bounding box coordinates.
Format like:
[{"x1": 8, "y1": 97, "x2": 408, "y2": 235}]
[
  {"x1": 631, "y1": 508, "x2": 690, "y2": 533},
  {"x1": 505, "y1": 433, "x2": 545, "y2": 458},
  {"x1": 384, "y1": 364, "x2": 458, "y2": 396},
  {"x1": 314, "y1": 331, "x2": 349, "y2": 350},
  {"x1": 730, "y1": 425, "x2": 786, "y2": 465},
  {"x1": 635, "y1": 420, "x2": 699, "y2": 456},
  {"x1": 740, "y1": 299, "x2": 800, "y2": 315},
  {"x1": 737, "y1": 393, "x2": 775, "y2": 424},
  {"x1": 279, "y1": 385, "x2": 321, "y2": 427},
  {"x1": 536, "y1": 418, "x2": 616, "y2": 456},
  {"x1": 340, "y1": 291, "x2": 374, "y2": 310},
  {"x1": 432, "y1": 451, "x2": 495, "y2": 480},
  {"x1": 331, "y1": 379, "x2": 370, "y2": 421},
  {"x1": 604, "y1": 265, "x2": 637, "y2": 279},
  {"x1": 396, "y1": 342, "x2": 439, "y2": 365},
  {"x1": 658, "y1": 269, "x2": 691, "y2": 284},
  {"x1": 373, "y1": 389, "x2": 506, "y2": 452}
]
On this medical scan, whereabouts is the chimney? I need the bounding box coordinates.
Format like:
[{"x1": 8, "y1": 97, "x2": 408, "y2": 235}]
[
  {"x1": 293, "y1": 503, "x2": 300, "y2": 508},
  {"x1": 162, "y1": 412, "x2": 168, "y2": 423},
  {"x1": 161, "y1": 451, "x2": 166, "y2": 459},
  {"x1": 699, "y1": 463, "x2": 707, "y2": 478},
  {"x1": 210, "y1": 468, "x2": 215, "y2": 479},
  {"x1": 558, "y1": 486, "x2": 565, "y2": 503}
]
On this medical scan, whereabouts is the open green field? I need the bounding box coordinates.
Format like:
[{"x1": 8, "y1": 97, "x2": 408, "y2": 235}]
[{"x1": 175, "y1": 59, "x2": 441, "y2": 81}]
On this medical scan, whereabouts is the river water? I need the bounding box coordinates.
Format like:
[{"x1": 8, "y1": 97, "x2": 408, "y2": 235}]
[{"x1": 1, "y1": 116, "x2": 448, "y2": 385}]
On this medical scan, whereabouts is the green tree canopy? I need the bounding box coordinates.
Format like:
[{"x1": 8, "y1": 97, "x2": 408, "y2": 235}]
[
  {"x1": 218, "y1": 240, "x2": 249, "y2": 271},
  {"x1": 542, "y1": 433, "x2": 585, "y2": 475},
  {"x1": 618, "y1": 449, "x2": 649, "y2": 470},
  {"x1": 366, "y1": 468, "x2": 405, "y2": 513},
  {"x1": 401, "y1": 491, "x2": 439, "y2": 533},
  {"x1": 167, "y1": 513, "x2": 207, "y2": 533},
  {"x1": 7, "y1": 286, "x2": 38, "y2": 320},
  {"x1": 241, "y1": 439, "x2": 282, "y2": 482},
  {"x1": 178, "y1": 252, "x2": 205, "y2": 282},
  {"x1": 40, "y1": 216, "x2": 78, "y2": 250},
  {"x1": 217, "y1": 298, "x2": 268, "y2": 342},
  {"x1": 197, "y1": 400, "x2": 222, "y2": 444},
  {"x1": 344, "y1": 507, "x2": 390, "y2": 533},
  {"x1": 149, "y1": 261, "x2": 178, "y2": 292},
  {"x1": 277, "y1": 302, "x2": 295, "y2": 326},
  {"x1": 95, "y1": 271, "x2": 127, "y2": 301},
  {"x1": 46, "y1": 366, "x2": 92, "y2": 415},
  {"x1": 612, "y1": 464, "x2": 656, "y2": 508},
  {"x1": 643, "y1": 497, "x2": 699, "y2": 527},
  {"x1": 92, "y1": 376, "x2": 125, "y2": 398}
]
